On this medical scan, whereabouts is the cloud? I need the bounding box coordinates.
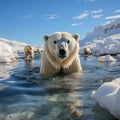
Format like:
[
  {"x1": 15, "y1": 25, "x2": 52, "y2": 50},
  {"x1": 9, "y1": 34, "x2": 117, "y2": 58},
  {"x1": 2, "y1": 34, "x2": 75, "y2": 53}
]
[
  {"x1": 71, "y1": 23, "x2": 83, "y2": 27},
  {"x1": 92, "y1": 14, "x2": 103, "y2": 18},
  {"x1": 91, "y1": 9, "x2": 103, "y2": 19},
  {"x1": 91, "y1": 9, "x2": 103, "y2": 14},
  {"x1": 73, "y1": 13, "x2": 89, "y2": 19},
  {"x1": 45, "y1": 14, "x2": 59, "y2": 20},
  {"x1": 114, "y1": 10, "x2": 120, "y2": 13},
  {"x1": 105, "y1": 15, "x2": 120, "y2": 20},
  {"x1": 23, "y1": 15, "x2": 33, "y2": 19},
  {"x1": 73, "y1": 9, "x2": 103, "y2": 20}
]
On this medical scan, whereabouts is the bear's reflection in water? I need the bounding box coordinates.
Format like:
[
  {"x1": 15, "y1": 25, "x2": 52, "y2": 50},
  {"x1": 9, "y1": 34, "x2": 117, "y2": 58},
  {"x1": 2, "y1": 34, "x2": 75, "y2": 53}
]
[
  {"x1": 12, "y1": 64, "x2": 83, "y2": 120},
  {"x1": 24, "y1": 60, "x2": 34, "y2": 72},
  {"x1": 39, "y1": 76, "x2": 82, "y2": 120}
]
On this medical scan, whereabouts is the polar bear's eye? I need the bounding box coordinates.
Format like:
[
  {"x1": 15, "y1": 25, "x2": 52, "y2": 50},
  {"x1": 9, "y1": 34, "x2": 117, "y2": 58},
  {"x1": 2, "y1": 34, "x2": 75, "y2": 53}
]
[
  {"x1": 67, "y1": 40, "x2": 70, "y2": 44},
  {"x1": 53, "y1": 40, "x2": 57, "y2": 44}
]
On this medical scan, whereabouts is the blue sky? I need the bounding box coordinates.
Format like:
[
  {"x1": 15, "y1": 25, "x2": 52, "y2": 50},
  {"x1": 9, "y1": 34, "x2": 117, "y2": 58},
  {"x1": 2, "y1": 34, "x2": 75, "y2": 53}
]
[{"x1": 0, "y1": 0, "x2": 120, "y2": 47}]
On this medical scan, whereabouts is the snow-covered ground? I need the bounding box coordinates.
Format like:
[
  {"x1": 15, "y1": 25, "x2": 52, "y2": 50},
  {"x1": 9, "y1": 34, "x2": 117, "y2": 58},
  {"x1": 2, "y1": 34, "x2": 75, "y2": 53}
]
[
  {"x1": 0, "y1": 38, "x2": 28, "y2": 63},
  {"x1": 80, "y1": 19, "x2": 120, "y2": 56}
]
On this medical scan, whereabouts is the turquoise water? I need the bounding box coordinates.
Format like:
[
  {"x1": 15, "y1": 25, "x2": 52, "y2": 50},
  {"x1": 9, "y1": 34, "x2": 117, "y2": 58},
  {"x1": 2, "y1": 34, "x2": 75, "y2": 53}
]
[{"x1": 0, "y1": 54, "x2": 120, "y2": 120}]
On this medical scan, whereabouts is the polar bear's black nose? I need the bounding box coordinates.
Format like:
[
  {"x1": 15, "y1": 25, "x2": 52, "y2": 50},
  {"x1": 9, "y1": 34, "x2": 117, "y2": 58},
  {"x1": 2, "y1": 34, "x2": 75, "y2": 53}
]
[{"x1": 59, "y1": 48, "x2": 66, "y2": 57}]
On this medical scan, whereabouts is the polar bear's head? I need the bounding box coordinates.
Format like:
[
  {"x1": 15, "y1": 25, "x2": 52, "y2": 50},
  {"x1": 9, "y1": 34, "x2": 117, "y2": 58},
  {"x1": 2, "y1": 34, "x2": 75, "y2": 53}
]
[{"x1": 44, "y1": 32, "x2": 80, "y2": 61}]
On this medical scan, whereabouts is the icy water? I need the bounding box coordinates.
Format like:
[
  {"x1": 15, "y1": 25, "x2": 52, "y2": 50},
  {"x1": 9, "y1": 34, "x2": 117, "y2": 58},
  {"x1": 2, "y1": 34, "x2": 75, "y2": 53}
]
[{"x1": 0, "y1": 54, "x2": 120, "y2": 120}]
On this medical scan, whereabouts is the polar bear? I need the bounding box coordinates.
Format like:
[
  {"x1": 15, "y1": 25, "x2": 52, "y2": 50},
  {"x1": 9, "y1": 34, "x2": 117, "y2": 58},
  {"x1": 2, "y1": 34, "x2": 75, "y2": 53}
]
[
  {"x1": 36, "y1": 48, "x2": 43, "y2": 54},
  {"x1": 40, "y1": 32, "x2": 82, "y2": 77},
  {"x1": 24, "y1": 45, "x2": 34, "y2": 60},
  {"x1": 84, "y1": 47, "x2": 92, "y2": 56}
]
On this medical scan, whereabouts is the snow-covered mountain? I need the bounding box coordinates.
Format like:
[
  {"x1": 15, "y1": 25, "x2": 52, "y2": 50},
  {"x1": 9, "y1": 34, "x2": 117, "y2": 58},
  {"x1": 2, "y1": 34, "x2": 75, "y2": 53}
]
[
  {"x1": 80, "y1": 19, "x2": 120, "y2": 55},
  {"x1": 0, "y1": 38, "x2": 28, "y2": 63}
]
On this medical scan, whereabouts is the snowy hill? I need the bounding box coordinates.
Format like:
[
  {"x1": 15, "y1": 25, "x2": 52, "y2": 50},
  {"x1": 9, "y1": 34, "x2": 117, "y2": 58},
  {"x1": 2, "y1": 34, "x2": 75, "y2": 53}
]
[
  {"x1": 0, "y1": 38, "x2": 28, "y2": 63},
  {"x1": 80, "y1": 19, "x2": 120, "y2": 55},
  {"x1": 0, "y1": 38, "x2": 28, "y2": 53}
]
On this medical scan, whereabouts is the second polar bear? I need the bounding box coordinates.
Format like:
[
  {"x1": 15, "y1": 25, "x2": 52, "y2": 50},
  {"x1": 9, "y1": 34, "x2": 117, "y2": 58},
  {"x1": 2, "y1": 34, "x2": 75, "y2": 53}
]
[
  {"x1": 84, "y1": 47, "x2": 92, "y2": 56},
  {"x1": 40, "y1": 32, "x2": 82, "y2": 77},
  {"x1": 24, "y1": 45, "x2": 34, "y2": 60}
]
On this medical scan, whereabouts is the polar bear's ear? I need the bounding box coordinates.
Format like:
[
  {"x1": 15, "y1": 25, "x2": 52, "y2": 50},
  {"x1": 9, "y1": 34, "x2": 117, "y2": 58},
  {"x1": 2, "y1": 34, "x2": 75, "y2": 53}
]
[
  {"x1": 72, "y1": 34, "x2": 80, "y2": 41},
  {"x1": 44, "y1": 34, "x2": 49, "y2": 41}
]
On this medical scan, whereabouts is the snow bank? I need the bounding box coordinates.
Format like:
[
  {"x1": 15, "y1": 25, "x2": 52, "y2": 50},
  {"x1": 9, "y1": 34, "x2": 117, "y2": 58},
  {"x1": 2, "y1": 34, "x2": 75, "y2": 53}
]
[
  {"x1": 97, "y1": 55, "x2": 116, "y2": 62},
  {"x1": 0, "y1": 38, "x2": 27, "y2": 63},
  {"x1": 91, "y1": 78, "x2": 120, "y2": 119},
  {"x1": 80, "y1": 19, "x2": 120, "y2": 55},
  {"x1": 80, "y1": 34, "x2": 120, "y2": 55}
]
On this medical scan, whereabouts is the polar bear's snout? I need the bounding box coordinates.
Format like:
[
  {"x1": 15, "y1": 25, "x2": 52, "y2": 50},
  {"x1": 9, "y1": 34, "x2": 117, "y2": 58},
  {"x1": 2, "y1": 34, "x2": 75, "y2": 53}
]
[
  {"x1": 57, "y1": 40, "x2": 68, "y2": 59},
  {"x1": 58, "y1": 48, "x2": 66, "y2": 59}
]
